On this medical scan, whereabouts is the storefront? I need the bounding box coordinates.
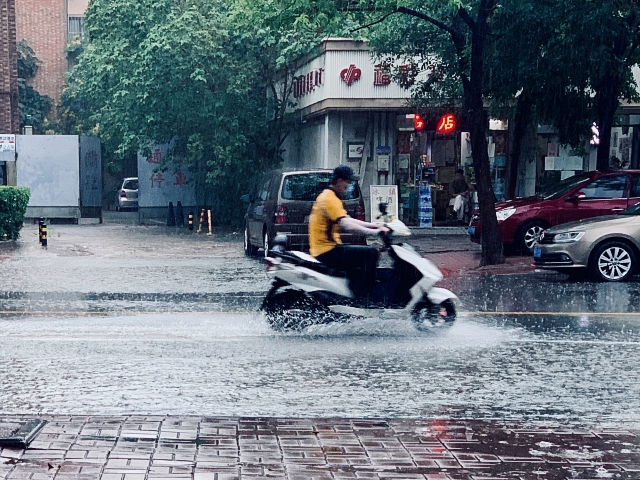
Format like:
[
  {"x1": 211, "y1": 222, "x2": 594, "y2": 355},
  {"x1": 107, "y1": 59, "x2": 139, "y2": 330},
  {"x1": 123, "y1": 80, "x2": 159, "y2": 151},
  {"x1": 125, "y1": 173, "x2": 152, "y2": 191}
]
[
  {"x1": 281, "y1": 40, "x2": 640, "y2": 225},
  {"x1": 280, "y1": 38, "x2": 477, "y2": 226}
]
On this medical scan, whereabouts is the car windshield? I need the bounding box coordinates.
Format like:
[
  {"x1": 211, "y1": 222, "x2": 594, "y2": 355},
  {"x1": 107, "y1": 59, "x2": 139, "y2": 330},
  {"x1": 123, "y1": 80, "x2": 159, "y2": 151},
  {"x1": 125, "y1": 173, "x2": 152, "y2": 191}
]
[
  {"x1": 281, "y1": 173, "x2": 360, "y2": 200},
  {"x1": 620, "y1": 202, "x2": 640, "y2": 215},
  {"x1": 535, "y1": 173, "x2": 591, "y2": 200}
]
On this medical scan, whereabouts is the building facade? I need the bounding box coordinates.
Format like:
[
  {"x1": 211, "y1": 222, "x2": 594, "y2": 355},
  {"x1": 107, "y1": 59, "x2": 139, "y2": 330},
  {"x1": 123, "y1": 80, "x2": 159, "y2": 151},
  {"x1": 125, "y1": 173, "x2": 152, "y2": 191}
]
[
  {"x1": 282, "y1": 39, "x2": 640, "y2": 226},
  {"x1": 0, "y1": 0, "x2": 19, "y2": 185},
  {"x1": 13, "y1": 0, "x2": 88, "y2": 108},
  {"x1": 280, "y1": 39, "x2": 483, "y2": 225}
]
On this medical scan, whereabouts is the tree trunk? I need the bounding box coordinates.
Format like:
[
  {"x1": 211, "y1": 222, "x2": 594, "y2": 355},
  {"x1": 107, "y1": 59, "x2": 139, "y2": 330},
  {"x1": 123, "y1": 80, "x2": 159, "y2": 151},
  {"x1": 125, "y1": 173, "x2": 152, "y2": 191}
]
[
  {"x1": 466, "y1": 2, "x2": 504, "y2": 266},
  {"x1": 595, "y1": 74, "x2": 621, "y2": 172},
  {"x1": 506, "y1": 92, "x2": 532, "y2": 200}
]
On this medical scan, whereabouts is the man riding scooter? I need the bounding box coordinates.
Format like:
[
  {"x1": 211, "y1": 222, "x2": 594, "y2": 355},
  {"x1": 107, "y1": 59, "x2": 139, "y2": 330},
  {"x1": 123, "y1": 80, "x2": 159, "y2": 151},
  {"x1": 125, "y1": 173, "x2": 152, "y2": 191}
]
[{"x1": 309, "y1": 165, "x2": 389, "y2": 301}]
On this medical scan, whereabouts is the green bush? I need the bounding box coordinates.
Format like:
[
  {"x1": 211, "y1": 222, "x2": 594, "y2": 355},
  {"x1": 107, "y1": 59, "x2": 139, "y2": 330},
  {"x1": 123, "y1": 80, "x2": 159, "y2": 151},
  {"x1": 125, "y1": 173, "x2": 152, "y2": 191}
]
[{"x1": 0, "y1": 186, "x2": 31, "y2": 240}]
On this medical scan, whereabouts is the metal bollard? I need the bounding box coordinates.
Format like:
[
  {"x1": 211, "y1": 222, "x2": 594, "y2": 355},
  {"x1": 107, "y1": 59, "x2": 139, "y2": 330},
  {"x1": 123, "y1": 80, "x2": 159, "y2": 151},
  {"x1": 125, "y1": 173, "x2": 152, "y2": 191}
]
[
  {"x1": 197, "y1": 209, "x2": 205, "y2": 234},
  {"x1": 38, "y1": 218, "x2": 44, "y2": 244},
  {"x1": 41, "y1": 223, "x2": 47, "y2": 248},
  {"x1": 207, "y1": 209, "x2": 212, "y2": 236},
  {"x1": 167, "y1": 201, "x2": 176, "y2": 227},
  {"x1": 188, "y1": 213, "x2": 194, "y2": 231},
  {"x1": 176, "y1": 201, "x2": 184, "y2": 227}
]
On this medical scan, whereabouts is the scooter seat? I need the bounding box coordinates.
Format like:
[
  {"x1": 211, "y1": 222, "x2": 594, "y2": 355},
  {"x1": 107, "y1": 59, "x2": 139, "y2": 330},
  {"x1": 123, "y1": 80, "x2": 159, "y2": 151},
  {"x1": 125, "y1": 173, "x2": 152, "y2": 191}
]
[
  {"x1": 276, "y1": 251, "x2": 347, "y2": 277},
  {"x1": 303, "y1": 260, "x2": 348, "y2": 278}
]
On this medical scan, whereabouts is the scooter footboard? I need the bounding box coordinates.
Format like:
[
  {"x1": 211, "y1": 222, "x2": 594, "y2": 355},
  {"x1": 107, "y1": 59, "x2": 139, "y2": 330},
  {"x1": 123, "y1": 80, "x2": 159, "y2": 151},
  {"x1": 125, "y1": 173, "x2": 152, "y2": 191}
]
[{"x1": 426, "y1": 287, "x2": 458, "y2": 305}]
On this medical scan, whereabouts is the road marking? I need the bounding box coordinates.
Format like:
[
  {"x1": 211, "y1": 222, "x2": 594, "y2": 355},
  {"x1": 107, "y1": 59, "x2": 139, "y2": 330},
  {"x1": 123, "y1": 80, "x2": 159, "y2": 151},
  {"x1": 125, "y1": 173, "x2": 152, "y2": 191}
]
[{"x1": 467, "y1": 311, "x2": 640, "y2": 317}]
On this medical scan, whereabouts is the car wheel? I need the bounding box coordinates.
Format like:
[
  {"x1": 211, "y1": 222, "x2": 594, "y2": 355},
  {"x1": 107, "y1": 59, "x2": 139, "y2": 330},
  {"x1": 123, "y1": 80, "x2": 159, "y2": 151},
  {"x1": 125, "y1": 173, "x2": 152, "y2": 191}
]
[
  {"x1": 590, "y1": 242, "x2": 636, "y2": 282},
  {"x1": 263, "y1": 231, "x2": 271, "y2": 258},
  {"x1": 518, "y1": 221, "x2": 547, "y2": 254},
  {"x1": 244, "y1": 225, "x2": 258, "y2": 257}
]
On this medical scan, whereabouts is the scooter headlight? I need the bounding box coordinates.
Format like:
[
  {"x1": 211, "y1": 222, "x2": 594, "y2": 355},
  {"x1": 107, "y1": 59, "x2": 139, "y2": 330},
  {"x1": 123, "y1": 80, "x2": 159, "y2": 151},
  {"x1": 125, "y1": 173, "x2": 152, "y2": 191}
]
[{"x1": 496, "y1": 206, "x2": 516, "y2": 221}]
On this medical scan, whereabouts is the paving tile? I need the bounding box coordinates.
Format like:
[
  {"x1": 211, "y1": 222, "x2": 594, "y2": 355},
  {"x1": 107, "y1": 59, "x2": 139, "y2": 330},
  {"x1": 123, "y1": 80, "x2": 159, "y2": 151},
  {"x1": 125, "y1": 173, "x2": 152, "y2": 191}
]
[{"x1": 2, "y1": 416, "x2": 640, "y2": 479}]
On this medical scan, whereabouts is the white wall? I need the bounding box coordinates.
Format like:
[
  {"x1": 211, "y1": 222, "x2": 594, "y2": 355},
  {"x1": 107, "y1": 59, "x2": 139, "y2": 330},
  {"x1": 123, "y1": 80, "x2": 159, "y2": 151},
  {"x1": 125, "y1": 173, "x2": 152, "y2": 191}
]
[
  {"x1": 137, "y1": 145, "x2": 196, "y2": 207},
  {"x1": 16, "y1": 135, "x2": 80, "y2": 207}
]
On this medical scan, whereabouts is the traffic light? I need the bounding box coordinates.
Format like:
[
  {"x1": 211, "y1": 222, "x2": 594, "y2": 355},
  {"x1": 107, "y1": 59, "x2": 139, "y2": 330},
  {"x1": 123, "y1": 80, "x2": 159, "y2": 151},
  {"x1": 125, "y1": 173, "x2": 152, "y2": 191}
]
[{"x1": 414, "y1": 113, "x2": 425, "y2": 131}]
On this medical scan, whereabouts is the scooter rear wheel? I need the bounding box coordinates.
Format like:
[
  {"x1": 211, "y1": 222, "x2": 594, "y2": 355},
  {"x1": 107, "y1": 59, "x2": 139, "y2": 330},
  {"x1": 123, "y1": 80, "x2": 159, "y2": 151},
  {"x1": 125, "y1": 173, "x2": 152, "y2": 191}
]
[
  {"x1": 411, "y1": 299, "x2": 456, "y2": 331},
  {"x1": 262, "y1": 289, "x2": 328, "y2": 331}
]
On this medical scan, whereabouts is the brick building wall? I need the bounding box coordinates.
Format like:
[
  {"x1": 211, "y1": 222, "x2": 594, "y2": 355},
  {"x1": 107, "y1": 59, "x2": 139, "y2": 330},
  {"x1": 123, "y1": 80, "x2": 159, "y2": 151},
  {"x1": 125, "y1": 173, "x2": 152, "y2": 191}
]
[
  {"x1": 15, "y1": 0, "x2": 68, "y2": 108},
  {"x1": 0, "y1": 0, "x2": 19, "y2": 134}
]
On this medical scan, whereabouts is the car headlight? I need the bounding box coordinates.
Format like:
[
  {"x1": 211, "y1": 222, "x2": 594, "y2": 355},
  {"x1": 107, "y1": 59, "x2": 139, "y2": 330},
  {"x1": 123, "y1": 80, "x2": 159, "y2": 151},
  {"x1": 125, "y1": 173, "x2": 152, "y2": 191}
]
[
  {"x1": 496, "y1": 206, "x2": 516, "y2": 221},
  {"x1": 553, "y1": 231, "x2": 585, "y2": 243}
]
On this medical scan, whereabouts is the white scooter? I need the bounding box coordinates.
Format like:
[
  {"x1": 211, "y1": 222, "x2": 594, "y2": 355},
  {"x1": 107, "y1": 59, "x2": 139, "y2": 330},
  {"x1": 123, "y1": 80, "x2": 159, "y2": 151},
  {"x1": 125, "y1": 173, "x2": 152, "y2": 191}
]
[{"x1": 260, "y1": 219, "x2": 458, "y2": 331}]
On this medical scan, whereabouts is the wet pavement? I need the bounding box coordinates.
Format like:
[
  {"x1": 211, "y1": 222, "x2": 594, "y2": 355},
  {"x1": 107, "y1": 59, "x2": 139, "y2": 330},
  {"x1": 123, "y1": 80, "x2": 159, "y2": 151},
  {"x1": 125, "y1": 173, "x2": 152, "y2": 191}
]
[
  {"x1": 1, "y1": 416, "x2": 640, "y2": 479},
  {"x1": 2, "y1": 223, "x2": 640, "y2": 478}
]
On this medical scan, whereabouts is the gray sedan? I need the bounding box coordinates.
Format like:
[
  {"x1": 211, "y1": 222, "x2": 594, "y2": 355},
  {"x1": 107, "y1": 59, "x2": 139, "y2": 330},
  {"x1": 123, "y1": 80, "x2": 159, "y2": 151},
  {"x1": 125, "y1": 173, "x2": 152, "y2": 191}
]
[{"x1": 533, "y1": 202, "x2": 640, "y2": 281}]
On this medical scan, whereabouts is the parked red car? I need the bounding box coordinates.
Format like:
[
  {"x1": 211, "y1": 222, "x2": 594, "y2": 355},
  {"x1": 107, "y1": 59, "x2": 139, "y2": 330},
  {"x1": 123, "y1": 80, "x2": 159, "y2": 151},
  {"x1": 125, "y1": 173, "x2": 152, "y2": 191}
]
[{"x1": 468, "y1": 170, "x2": 640, "y2": 252}]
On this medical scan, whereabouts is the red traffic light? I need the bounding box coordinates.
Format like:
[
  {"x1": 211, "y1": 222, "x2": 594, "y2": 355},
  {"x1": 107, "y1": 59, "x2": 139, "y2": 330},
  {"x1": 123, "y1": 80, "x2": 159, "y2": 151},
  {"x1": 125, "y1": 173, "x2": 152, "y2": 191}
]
[{"x1": 414, "y1": 113, "x2": 425, "y2": 131}]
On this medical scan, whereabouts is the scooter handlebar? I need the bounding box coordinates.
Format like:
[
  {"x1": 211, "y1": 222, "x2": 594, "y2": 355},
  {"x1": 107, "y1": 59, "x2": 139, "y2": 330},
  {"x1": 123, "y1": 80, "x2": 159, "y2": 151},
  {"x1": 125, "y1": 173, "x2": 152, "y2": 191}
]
[{"x1": 379, "y1": 227, "x2": 392, "y2": 248}]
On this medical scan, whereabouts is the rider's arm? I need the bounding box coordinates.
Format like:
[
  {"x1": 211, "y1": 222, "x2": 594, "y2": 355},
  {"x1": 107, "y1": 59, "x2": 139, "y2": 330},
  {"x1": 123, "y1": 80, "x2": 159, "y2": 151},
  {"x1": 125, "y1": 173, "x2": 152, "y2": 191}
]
[{"x1": 338, "y1": 216, "x2": 384, "y2": 236}]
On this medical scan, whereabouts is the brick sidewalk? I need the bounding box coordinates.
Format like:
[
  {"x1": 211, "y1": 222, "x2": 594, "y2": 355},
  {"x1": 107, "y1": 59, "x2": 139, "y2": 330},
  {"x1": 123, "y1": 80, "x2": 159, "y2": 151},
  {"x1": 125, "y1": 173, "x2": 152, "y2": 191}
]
[
  {"x1": 2, "y1": 416, "x2": 639, "y2": 480},
  {"x1": 401, "y1": 233, "x2": 536, "y2": 280}
]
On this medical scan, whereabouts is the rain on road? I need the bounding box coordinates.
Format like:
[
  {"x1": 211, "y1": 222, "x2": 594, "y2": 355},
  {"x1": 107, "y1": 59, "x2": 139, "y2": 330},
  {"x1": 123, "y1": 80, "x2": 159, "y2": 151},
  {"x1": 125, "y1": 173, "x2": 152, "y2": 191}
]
[{"x1": 1, "y1": 225, "x2": 639, "y2": 426}]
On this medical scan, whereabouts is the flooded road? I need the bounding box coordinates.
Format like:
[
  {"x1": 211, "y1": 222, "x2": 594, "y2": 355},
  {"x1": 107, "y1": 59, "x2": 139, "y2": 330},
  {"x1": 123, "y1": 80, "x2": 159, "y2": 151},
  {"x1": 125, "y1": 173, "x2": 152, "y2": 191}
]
[
  {"x1": 1, "y1": 309, "x2": 639, "y2": 424},
  {"x1": 1, "y1": 225, "x2": 640, "y2": 426}
]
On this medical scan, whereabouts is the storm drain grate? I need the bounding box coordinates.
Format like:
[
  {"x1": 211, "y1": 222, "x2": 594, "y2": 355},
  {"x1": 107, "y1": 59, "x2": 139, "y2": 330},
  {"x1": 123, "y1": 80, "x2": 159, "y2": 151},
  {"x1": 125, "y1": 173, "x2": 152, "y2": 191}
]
[{"x1": 0, "y1": 419, "x2": 47, "y2": 448}]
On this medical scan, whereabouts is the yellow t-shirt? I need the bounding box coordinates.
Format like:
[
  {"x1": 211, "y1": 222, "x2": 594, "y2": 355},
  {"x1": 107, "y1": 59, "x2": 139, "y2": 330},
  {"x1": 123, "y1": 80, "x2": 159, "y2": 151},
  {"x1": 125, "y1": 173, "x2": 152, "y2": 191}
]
[{"x1": 309, "y1": 188, "x2": 347, "y2": 257}]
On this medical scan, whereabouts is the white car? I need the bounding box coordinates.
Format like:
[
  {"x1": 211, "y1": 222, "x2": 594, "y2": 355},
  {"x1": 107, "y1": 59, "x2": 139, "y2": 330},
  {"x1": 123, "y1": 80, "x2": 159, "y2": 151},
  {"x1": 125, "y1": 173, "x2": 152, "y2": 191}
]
[{"x1": 115, "y1": 177, "x2": 138, "y2": 211}]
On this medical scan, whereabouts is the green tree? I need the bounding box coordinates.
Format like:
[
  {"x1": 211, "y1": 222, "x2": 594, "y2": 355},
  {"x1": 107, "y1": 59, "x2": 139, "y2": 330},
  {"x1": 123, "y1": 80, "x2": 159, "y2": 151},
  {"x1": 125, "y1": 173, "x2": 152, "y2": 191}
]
[
  {"x1": 63, "y1": 0, "x2": 282, "y2": 223},
  {"x1": 365, "y1": 0, "x2": 505, "y2": 265},
  {"x1": 485, "y1": 0, "x2": 594, "y2": 199},
  {"x1": 488, "y1": 0, "x2": 640, "y2": 181},
  {"x1": 16, "y1": 40, "x2": 52, "y2": 133},
  {"x1": 578, "y1": 0, "x2": 640, "y2": 171}
]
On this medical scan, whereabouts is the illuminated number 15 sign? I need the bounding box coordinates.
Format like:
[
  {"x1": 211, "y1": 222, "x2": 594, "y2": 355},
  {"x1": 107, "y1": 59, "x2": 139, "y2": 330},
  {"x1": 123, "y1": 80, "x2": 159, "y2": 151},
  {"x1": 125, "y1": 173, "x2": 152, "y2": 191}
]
[{"x1": 437, "y1": 113, "x2": 456, "y2": 133}]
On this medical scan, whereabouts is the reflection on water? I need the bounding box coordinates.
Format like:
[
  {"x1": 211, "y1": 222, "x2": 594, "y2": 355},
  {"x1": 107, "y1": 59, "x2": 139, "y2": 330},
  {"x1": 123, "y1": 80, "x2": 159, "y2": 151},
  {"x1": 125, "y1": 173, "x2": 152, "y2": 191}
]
[
  {"x1": 475, "y1": 312, "x2": 640, "y2": 342},
  {"x1": 459, "y1": 273, "x2": 640, "y2": 314}
]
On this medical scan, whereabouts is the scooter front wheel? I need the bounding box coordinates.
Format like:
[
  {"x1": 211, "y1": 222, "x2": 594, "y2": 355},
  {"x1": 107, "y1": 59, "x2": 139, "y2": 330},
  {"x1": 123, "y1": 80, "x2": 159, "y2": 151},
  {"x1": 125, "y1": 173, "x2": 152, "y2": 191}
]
[
  {"x1": 411, "y1": 299, "x2": 456, "y2": 331},
  {"x1": 262, "y1": 289, "x2": 328, "y2": 331}
]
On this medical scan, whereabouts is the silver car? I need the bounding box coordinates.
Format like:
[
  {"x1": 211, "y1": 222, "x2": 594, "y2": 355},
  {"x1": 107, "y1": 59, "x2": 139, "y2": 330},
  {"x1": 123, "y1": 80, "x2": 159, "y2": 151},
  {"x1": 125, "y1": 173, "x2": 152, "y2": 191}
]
[
  {"x1": 533, "y1": 202, "x2": 640, "y2": 281},
  {"x1": 115, "y1": 177, "x2": 138, "y2": 211}
]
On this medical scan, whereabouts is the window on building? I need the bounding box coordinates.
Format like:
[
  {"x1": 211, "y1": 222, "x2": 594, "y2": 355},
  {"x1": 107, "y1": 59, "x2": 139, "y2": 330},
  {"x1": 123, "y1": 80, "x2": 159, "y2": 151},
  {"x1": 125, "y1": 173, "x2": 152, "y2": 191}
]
[{"x1": 68, "y1": 16, "x2": 85, "y2": 41}]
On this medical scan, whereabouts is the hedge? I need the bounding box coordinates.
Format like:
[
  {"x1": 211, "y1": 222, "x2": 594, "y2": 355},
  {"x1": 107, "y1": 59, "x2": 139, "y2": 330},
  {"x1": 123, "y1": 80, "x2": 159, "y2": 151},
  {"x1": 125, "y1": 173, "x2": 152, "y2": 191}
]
[{"x1": 0, "y1": 186, "x2": 31, "y2": 240}]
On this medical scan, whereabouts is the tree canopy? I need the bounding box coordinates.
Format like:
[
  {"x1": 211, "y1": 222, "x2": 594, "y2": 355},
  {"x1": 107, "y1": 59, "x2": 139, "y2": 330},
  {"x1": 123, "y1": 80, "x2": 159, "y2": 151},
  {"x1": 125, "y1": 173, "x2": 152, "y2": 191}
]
[
  {"x1": 16, "y1": 40, "x2": 52, "y2": 133},
  {"x1": 60, "y1": 0, "x2": 640, "y2": 234},
  {"x1": 62, "y1": 0, "x2": 358, "y2": 222}
]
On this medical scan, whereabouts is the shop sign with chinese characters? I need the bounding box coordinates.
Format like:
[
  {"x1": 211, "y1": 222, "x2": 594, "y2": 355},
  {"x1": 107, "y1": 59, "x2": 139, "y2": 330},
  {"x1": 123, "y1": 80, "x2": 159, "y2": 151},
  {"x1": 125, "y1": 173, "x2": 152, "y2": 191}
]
[
  {"x1": 0, "y1": 135, "x2": 16, "y2": 161},
  {"x1": 293, "y1": 68, "x2": 324, "y2": 98},
  {"x1": 370, "y1": 185, "x2": 398, "y2": 222},
  {"x1": 437, "y1": 113, "x2": 456, "y2": 133},
  {"x1": 374, "y1": 65, "x2": 391, "y2": 86}
]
